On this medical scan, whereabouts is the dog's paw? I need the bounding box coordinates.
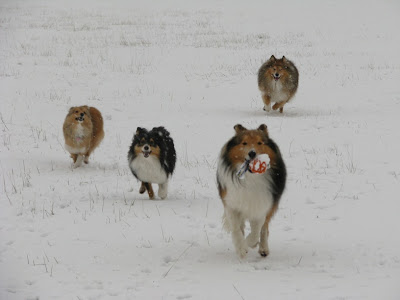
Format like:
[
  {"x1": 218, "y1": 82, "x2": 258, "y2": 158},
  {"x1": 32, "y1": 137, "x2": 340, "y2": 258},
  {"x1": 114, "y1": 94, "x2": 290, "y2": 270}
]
[
  {"x1": 263, "y1": 104, "x2": 271, "y2": 112},
  {"x1": 236, "y1": 245, "x2": 248, "y2": 259},
  {"x1": 139, "y1": 185, "x2": 146, "y2": 194},
  {"x1": 258, "y1": 247, "x2": 270, "y2": 257},
  {"x1": 158, "y1": 190, "x2": 167, "y2": 200},
  {"x1": 84, "y1": 156, "x2": 89, "y2": 164},
  {"x1": 158, "y1": 183, "x2": 168, "y2": 200}
]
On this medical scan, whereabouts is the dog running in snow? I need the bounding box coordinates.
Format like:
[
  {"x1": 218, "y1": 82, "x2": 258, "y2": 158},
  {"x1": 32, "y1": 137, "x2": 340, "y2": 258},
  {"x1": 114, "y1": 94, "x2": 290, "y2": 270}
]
[
  {"x1": 128, "y1": 127, "x2": 176, "y2": 200},
  {"x1": 216, "y1": 124, "x2": 286, "y2": 258},
  {"x1": 258, "y1": 55, "x2": 299, "y2": 113},
  {"x1": 63, "y1": 106, "x2": 104, "y2": 168}
]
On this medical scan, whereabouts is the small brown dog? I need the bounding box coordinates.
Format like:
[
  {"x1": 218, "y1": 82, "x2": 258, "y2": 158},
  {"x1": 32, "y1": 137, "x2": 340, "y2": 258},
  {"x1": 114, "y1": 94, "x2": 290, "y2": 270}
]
[
  {"x1": 258, "y1": 55, "x2": 299, "y2": 113},
  {"x1": 63, "y1": 106, "x2": 104, "y2": 167}
]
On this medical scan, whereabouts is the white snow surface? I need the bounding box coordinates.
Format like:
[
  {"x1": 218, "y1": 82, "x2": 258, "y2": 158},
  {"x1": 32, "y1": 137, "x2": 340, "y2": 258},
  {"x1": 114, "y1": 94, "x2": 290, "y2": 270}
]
[{"x1": 1, "y1": 0, "x2": 400, "y2": 299}]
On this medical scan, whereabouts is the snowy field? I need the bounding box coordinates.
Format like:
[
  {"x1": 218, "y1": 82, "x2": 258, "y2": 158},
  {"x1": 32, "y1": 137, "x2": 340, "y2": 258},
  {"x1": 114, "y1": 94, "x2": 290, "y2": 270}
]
[{"x1": 1, "y1": 0, "x2": 400, "y2": 299}]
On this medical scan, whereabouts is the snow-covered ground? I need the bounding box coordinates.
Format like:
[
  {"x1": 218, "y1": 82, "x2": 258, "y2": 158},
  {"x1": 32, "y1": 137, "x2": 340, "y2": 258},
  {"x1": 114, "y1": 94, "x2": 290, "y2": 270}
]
[{"x1": 1, "y1": 0, "x2": 400, "y2": 299}]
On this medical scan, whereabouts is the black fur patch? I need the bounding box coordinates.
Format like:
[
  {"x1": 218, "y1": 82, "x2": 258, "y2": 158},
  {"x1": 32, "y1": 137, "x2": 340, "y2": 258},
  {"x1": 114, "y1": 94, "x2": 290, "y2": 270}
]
[{"x1": 128, "y1": 126, "x2": 176, "y2": 178}]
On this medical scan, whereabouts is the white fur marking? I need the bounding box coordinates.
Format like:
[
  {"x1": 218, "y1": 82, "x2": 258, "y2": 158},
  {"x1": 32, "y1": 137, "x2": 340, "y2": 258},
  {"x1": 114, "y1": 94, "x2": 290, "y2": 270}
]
[
  {"x1": 75, "y1": 123, "x2": 85, "y2": 138},
  {"x1": 158, "y1": 182, "x2": 168, "y2": 199},
  {"x1": 218, "y1": 162, "x2": 274, "y2": 221},
  {"x1": 130, "y1": 154, "x2": 168, "y2": 184},
  {"x1": 217, "y1": 159, "x2": 275, "y2": 257},
  {"x1": 65, "y1": 144, "x2": 87, "y2": 154},
  {"x1": 267, "y1": 80, "x2": 289, "y2": 103},
  {"x1": 73, "y1": 155, "x2": 84, "y2": 168}
]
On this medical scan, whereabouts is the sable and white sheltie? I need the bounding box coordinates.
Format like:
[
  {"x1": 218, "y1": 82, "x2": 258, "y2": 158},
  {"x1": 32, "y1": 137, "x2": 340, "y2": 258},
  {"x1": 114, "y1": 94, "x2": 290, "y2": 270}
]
[
  {"x1": 216, "y1": 124, "x2": 286, "y2": 258},
  {"x1": 63, "y1": 106, "x2": 104, "y2": 168},
  {"x1": 128, "y1": 127, "x2": 176, "y2": 200},
  {"x1": 258, "y1": 55, "x2": 299, "y2": 113}
]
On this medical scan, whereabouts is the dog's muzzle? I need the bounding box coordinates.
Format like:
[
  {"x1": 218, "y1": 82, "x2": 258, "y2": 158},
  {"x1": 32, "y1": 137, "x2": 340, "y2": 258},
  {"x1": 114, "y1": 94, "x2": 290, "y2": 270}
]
[
  {"x1": 142, "y1": 145, "x2": 151, "y2": 158},
  {"x1": 273, "y1": 73, "x2": 281, "y2": 81}
]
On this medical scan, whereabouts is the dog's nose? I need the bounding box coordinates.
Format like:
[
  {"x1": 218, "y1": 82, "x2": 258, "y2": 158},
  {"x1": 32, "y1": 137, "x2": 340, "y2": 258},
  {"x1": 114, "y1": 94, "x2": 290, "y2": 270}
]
[
  {"x1": 248, "y1": 150, "x2": 256, "y2": 159},
  {"x1": 275, "y1": 73, "x2": 280, "y2": 77},
  {"x1": 80, "y1": 113, "x2": 84, "y2": 117},
  {"x1": 144, "y1": 145, "x2": 149, "y2": 151}
]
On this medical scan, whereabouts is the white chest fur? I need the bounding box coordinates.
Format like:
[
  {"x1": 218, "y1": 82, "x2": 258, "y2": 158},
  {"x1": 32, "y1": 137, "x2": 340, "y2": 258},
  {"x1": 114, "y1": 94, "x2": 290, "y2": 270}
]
[
  {"x1": 130, "y1": 155, "x2": 168, "y2": 184},
  {"x1": 64, "y1": 144, "x2": 88, "y2": 154},
  {"x1": 75, "y1": 123, "x2": 85, "y2": 137},
  {"x1": 267, "y1": 80, "x2": 289, "y2": 103},
  {"x1": 218, "y1": 166, "x2": 274, "y2": 221}
]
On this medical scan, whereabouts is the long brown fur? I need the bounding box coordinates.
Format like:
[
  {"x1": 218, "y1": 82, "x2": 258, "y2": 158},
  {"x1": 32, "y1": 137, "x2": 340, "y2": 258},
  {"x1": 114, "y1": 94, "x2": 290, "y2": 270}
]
[
  {"x1": 258, "y1": 55, "x2": 299, "y2": 113},
  {"x1": 63, "y1": 106, "x2": 104, "y2": 167}
]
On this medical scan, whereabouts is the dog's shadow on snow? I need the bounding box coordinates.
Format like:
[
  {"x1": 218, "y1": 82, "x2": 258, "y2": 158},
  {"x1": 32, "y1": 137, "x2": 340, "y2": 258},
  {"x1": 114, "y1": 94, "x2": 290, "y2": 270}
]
[
  {"x1": 249, "y1": 107, "x2": 336, "y2": 119},
  {"x1": 210, "y1": 107, "x2": 336, "y2": 120}
]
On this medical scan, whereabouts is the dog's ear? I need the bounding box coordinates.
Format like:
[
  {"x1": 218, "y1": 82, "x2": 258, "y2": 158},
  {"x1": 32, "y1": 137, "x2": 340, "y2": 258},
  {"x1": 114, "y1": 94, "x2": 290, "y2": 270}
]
[
  {"x1": 282, "y1": 56, "x2": 287, "y2": 63},
  {"x1": 257, "y1": 124, "x2": 269, "y2": 137},
  {"x1": 68, "y1": 107, "x2": 75, "y2": 115},
  {"x1": 234, "y1": 124, "x2": 247, "y2": 134},
  {"x1": 135, "y1": 127, "x2": 142, "y2": 136},
  {"x1": 269, "y1": 55, "x2": 276, "y2": 62},
  {"x1": 136, "y1": 127, "x2": 147, "y2": 137}
]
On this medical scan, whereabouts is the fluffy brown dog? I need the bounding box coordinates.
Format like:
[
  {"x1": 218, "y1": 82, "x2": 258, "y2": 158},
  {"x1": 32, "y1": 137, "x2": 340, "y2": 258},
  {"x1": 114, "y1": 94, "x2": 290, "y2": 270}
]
[
  {"x1": 63, "y1": 106, "x2": 104, "y2": 167},
  {"x1": 258, "y1": 55, "x2": 299, "y2": 113}
]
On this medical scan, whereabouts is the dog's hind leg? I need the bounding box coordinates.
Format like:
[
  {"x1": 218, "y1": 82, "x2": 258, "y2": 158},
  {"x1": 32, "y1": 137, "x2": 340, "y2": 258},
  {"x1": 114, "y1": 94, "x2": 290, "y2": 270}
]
[
  {"x1": 225, "y1": 208, "x2": 247, "y2": 258},
  {"x1": 144, "y1": 182, "x2": 155, "y2": 199},
  {"x1": 246, "y1": 219, "x2": 263, "y2": 248},
  {"x1": 158, "y1": 181, "x2": 168, "y2": 199},
  {"x1": 70, "y1": 154, "x2": 78, "y2": 163},
  {"x1": 259, "y1": 203, "x2": 279, "y2": 257},
  {"x1": 139, "y1": 182, "x2": 146, "y2": 194},
  {"x1": 272, "y1": 101, "x2": 285, "y2": 113}
]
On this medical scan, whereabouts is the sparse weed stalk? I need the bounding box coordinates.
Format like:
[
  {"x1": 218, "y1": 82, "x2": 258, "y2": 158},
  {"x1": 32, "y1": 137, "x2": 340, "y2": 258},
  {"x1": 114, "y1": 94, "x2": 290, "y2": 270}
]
[{"x1": 344, "y1": 146, "x2": 358, "y2": 174}]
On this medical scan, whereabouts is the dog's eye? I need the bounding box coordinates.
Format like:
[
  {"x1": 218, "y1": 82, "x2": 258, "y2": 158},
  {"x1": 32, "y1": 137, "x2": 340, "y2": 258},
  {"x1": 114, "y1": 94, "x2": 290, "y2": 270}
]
[
  {"x1": 258, "y1": 142, "x2": 262, "y2": 145},
  {"x1": 75, "y1": 111, "x2": 78, "y2": 113},
  {"x1": 242, "y1": 142, "x2": 247, "y2": 145},
  {"x1": 84, "y1": 112, "x2": 86, "y2": 114}
]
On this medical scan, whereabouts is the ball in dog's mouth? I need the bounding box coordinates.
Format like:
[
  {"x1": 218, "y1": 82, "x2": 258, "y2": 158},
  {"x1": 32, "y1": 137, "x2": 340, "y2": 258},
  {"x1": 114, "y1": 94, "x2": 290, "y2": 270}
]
[{"x1": 142, "y1": 151, "x2": 151, "y2": 158}]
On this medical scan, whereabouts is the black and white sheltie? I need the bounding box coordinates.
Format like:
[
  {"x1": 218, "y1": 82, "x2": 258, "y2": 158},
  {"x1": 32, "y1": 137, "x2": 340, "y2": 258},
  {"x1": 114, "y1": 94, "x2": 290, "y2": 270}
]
[
  {"x1": 128, "y1": 126, "x2": 176, "y2": 200},
  {"x1": 216, "y1": 124, "x2": 286, "y2": 258}
]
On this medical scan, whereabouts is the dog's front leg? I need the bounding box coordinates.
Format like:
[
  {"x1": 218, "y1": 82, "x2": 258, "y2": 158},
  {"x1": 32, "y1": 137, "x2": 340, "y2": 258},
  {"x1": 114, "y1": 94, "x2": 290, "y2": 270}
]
[
  {"x1": 262, "y1": 93, "x2": 271, "y2": 112},
  {"x1": 73, "y1": 155, "x2": 84, "y2": 168},
  {"x1": 225, "y1": 208, "x2": 247, "y2": 258},
  {"x1": 246, "y1": 219, "x2": 263, "y2": 248},
  {"x1": 158, "y1": 181, "x2": 168, "y2": 199}
]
